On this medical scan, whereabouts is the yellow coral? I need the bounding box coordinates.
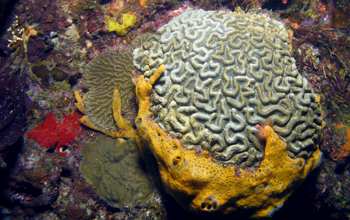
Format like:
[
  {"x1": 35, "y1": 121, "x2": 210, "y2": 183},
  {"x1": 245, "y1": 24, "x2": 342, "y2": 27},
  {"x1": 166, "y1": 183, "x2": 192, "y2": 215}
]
[{"x1": 105, "y1": 13, "x2": 136, "y2": 36}]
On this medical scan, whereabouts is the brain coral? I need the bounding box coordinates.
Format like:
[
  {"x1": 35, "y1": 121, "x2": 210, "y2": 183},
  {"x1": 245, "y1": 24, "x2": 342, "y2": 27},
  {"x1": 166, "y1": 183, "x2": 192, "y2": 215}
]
[
  {"x1": 80, "y1": 133, "x2": 155, "y2": 208},
  {"x1": 133, "y1": 9, "x2": 323, "y2": 167},
  {"x1": 83, "y1": 33, "x2": 152, "y2": 131}
]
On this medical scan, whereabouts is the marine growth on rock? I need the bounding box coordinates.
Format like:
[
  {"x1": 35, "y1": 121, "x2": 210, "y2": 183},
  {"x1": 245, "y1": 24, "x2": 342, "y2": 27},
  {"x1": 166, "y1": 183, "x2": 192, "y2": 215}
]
[
  {"x1": 0, "y1": 20, "x2": 29, "y2": 167},
  {"x1": 133, "y1": 9, "x2": 324, "y2": 167}
]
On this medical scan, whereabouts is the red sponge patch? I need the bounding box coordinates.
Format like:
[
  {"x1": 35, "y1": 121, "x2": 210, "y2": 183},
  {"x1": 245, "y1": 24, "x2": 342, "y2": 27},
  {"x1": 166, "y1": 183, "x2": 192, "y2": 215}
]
[{"x1": 26, "y1": 111, "x2": 82, "y2": 155}]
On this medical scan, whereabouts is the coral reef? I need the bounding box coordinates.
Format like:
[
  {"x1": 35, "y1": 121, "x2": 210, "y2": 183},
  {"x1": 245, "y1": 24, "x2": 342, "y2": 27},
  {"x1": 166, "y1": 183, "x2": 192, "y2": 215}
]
[
  {"x1": 75, "y1": 8, "x2": 325, "y2": 218},
  {"x1": 291, "y1": 17, "x2": 350, "y2": 215},
  {"x1": 80, "y1": 133, "x2": 156, "y2": 208},
  {"x1": 133, "y1": 9, "x2": 323, "y2": 167},
  {"x1": 2, "y1": 0, "x2": 350, "y2": 219}
]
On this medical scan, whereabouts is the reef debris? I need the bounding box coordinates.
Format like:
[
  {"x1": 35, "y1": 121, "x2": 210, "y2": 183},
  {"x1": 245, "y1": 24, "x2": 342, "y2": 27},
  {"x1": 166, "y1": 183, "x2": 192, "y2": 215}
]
[
  {"x1": 31, "y1": 64, "x2": 69, "y2": 87},
  {"x1": 4, "y1": 165, "x2": 61, "y2": 214},
  {"x1": 329, "y1": 123, "x2": 350, "y2": 161},
  {"x1": 291, "y1": 25, "x2": 350, "y2": 110}
]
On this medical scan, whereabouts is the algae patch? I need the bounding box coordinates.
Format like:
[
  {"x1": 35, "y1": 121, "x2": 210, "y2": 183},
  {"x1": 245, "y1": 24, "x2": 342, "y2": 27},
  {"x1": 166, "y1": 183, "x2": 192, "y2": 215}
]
[{"x1": 80, "y1": 133, "x2": 155, "y2": 208}]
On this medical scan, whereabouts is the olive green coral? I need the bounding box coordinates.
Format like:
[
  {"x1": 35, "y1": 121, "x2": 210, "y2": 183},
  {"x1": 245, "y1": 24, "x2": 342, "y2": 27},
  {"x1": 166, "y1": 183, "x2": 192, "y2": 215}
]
[
  {"x1": 80, "y1": 133, "x2": 155, "y2": 208},
  {"x1": 133, "y1": 9, "x2": 323, "y2": 167},
  {"x1": 83, "y1": 33, "x2": 152, "y2": 132}
]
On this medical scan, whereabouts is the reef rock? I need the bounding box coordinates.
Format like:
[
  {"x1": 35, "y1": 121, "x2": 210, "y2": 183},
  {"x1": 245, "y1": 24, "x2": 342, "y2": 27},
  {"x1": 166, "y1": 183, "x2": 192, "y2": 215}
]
[{"x1": 0, "y1": 21, "x2": 28, "y2": 167}]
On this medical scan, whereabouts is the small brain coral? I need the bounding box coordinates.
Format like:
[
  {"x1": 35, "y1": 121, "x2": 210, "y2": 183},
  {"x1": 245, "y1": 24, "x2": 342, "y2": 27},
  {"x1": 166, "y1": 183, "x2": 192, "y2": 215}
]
[
  {"x1": 80, "y1": 133, "x2": 155, "y2": 208},
  {"x1": 133, "y1": 9, "x2": 323, "y2": 167},
  {"x1": 83, "y1": 33, "x2": 152, "y2": 131}
]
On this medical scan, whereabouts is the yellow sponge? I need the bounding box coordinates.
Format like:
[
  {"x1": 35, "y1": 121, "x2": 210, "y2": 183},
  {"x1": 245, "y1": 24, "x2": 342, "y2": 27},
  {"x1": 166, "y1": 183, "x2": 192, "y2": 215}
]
[{"x1": 105, "y1": 13, "x2": 136, "y2": 36}]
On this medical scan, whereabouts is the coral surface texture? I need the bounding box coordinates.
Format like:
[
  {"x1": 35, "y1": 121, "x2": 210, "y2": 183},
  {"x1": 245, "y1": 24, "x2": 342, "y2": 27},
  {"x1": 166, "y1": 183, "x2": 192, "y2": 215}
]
[
  {"x1": 80, "y1": 133, "x2": 155, "y2": 208},
  {"x1": 133, "y1": 9, "x2": 324, "y2": 167},
  {"x1": 83, "y1": 34, "x2": 152, "y2": 132}
]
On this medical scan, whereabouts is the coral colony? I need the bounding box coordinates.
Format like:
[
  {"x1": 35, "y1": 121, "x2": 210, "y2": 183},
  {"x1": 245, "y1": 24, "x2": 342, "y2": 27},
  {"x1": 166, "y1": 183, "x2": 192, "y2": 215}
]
[
  {"x1": 76, "y1": 9, "x2": 323, "y2": 217},
  {"x1": 1, "y1": 0, "x2": 350, "y2": 219}
]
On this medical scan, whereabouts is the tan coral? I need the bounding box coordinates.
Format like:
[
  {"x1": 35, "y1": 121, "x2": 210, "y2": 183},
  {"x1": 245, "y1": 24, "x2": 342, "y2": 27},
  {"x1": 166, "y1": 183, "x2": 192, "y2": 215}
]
[
  {"x1": 75, "y1": 89, "x2": 137, "y2": 138},
  {"x1": 79, "y1": 134, "x2": 155, "y2": 208}
]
